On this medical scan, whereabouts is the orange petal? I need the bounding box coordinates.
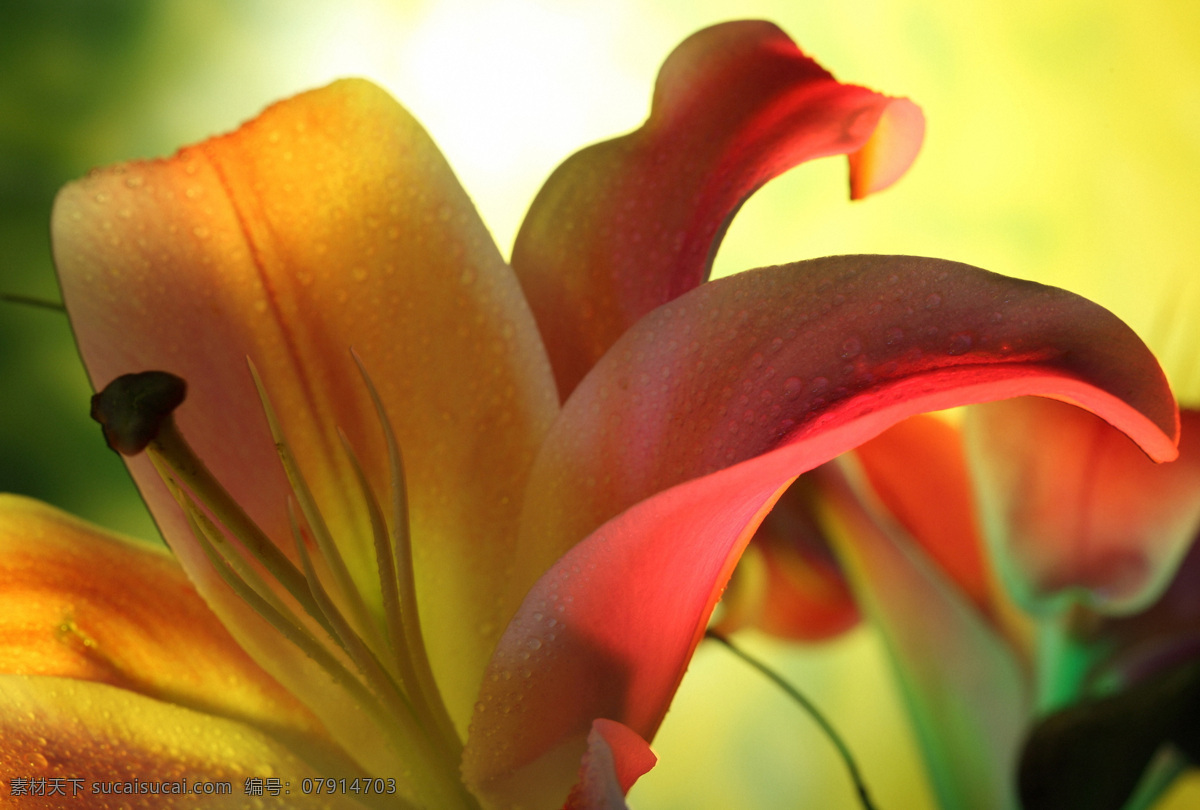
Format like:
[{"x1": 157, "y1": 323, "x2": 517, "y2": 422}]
[
  {"x1": 464, "y1": 255, "x2": 1175, "y2": 793},
  {"x1": 852, "y1": 414, "x2": 992, "y2": 614},
  {"x1": 52, "y1": 79, "x2": 559, "y2": 731},
  {"x1": 718, "y1": 475, "x2": 860, "y2": 641},
  {"x1": 965, "y1": 400, "x2": 1200, "y2": 614},
  {"x1": 0, "y1": 675, "x2": 365, "y2": 809},
  {"x1": 513, "y1": 20, "x2": 924, "y2": 398},
  {"x1": 0, "y1": 495, "x2": 335, "y2": 763}
]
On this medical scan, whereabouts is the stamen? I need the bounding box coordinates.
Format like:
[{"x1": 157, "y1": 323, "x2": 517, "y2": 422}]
[
  {"x1": 91, "y1": 368, "x2": 478, "y2": 808},
  {"x1": 91, "y1": 372, "x2": 322, "y2": 627},
  {"x1": 247, "y1": 360, "x2": 384, "y2": 656},
  {"x1": 91, "y1": 371, "x2": 186, "y2": 456},
  {"x1": 149, "y1": 450, "x2": 316, "y2": 636},
  {"x1": 147, "y1": 416, "x2": 328, "y2": 632},
  {"x1": 182, "y1": 492, "x2": 370, "y2": 708},
  {"x1": 352, "y1": 350, "x2": 461, "y2": 756},
  {"x1": 706, "y1": 629, "x2": 878, "y2": 810},
  {"x1": 170, "y1": 470, "x2": 458, "y2": 809},
  {"x1": 337, "y1": 427, "x2": 406, "y2": 670},
  {"x1": 286, "y1": 499, "x2": 437, "y2": 757}
]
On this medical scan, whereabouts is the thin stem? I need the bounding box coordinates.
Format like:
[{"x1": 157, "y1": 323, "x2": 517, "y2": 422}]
[
  {"x1": 706, "y1": 630, "x2": 877, "y2": 810},
  {"x1": 0, "y1": 292, "x2": 66, "y2": 312}
]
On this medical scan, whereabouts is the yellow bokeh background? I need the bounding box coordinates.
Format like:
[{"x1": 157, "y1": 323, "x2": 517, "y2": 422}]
[{"x1": 2, "y1": 1, "x2": 1199, "y2": 807}]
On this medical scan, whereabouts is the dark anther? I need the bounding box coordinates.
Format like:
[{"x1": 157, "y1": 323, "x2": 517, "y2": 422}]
[{"x1": 90, "y1": 371, "x2": 187, "y2": 455}]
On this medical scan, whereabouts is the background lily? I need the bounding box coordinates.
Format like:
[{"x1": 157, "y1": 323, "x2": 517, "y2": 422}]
[
  {"x1": 719, "y1": 401, "x2": 1200, "y2": 810},
  {"x1": 2, "y1": 6, "x2": 1190, "y2": 810}
]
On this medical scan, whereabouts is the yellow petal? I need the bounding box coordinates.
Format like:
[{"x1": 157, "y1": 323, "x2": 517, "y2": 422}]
[
  {"x1": 0, "y1": 674, "x2": 366, "y2": 809},
  {"x1": 0, "y1": 495, "x2": 332, "y2": 760},
  {"x1": 52, "y1": 79, "x2": 559, "y2": 731}
]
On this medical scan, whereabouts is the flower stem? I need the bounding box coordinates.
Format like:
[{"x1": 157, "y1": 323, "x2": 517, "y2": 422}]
[
  {"x1": 705, "y1": 630, "x2": 877, "y2": 810},
  {"x1": 0, "y1": 292, "x2": 66, "y2": 312}
]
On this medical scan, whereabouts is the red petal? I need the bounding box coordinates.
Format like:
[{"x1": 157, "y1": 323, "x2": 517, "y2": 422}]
[
  {"x1": 513, "y1": 21, "x2": 924, "y2": 398},
  {"x1": 463, "y1": 255, "x2": 1176, "y2": 793},
  {"x1": 563, "y1": 720, "x2": 657, "y2": 810},
  {"x1": 966, "y1": 400, "x2": 1200, "y2": 614}
]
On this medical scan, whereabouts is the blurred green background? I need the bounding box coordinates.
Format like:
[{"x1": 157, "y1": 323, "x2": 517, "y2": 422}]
[{"x1": 2, "y1": 1, "x2": 1198, "y2": 808}]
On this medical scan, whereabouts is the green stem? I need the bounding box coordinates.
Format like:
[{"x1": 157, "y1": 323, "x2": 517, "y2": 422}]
[
  {"x1": 0, "y1": 292, "x2": 66, "y2": 312},
  {"x1": 706, "y1": 630, "x2": 878, "y2": 810}
]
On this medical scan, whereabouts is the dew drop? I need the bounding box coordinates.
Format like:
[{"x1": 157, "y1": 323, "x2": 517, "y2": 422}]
[
  {"x1": 924, "y1": 293, "x2": 942, "y2": 309},
  {"x1": 192, "y1": 226, "x2": 210, "y2": 239},
  {"x1": 840, "y1": 337, "x2": 862, "y2": 359},
  {"x1": 811, "y1": 376, "x2": 829, "y2": 394},
  {"x1": 526, "y1": 637, "x2": 542, "y2": 651},
  {"x1": 885, "y1": 327, "x2": 904, "y2": 346},
  {"x1": 946, "y1": 332, "x2": 974, "y2": 355}
]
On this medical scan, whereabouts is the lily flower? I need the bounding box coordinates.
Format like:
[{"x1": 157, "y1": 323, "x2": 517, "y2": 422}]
[{"x1": 6, "y1": 19, "x2": 1181, "y2": 810}]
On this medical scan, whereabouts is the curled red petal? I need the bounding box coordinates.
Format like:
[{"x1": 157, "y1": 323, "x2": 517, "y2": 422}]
[
  {"x1": 513, "y1": 20, "x2": 924, "y2": 399},
  {"x1": 464, "y1": 255, "x2": 1177, "y2": 793}
]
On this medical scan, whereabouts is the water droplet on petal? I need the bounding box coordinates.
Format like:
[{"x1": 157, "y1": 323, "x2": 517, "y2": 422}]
[
  {"x1": 946, "y1": 332, "x2": 974, "y2": 355},
  {"x1": 924, "y1": 293, "x2": 942, "y2": 309}
]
